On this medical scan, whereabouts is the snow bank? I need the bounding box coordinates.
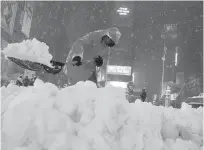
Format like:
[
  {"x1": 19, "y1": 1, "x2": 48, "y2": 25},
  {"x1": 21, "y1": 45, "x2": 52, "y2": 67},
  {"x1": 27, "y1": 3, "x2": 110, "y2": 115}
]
[
  {"x1": 1, "y1": 38, "x2": 53, "y2": 67},
  {"x1": 1, "y1": 80, "x2": 203, "y2": 150}
]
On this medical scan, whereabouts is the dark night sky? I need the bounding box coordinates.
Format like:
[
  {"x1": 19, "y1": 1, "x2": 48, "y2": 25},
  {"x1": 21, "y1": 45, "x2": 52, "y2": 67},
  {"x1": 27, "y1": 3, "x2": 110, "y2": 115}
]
[{"x1": 30, "y1": 1, "x2": 203, "y2": 94}]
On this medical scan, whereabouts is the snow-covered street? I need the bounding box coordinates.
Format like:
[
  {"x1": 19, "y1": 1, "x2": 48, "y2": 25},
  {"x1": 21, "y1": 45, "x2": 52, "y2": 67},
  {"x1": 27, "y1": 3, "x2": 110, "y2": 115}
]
[{"x1": 1, "y1": 80, "x2": 203, "y2": 150}]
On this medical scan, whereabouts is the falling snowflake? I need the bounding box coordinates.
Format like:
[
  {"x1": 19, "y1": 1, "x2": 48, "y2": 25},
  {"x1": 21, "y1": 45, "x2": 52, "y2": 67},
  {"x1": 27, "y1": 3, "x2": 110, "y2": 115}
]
[
  {"x1": 130, "y1": 33, "x2": 134, "y2": 38},
  {"x1": 149, "y1": 35, "x2": 153, "y2": 40},
  {"x1": 49, "y1": 12, "x2": 52, "y2": 18},
  {"x1": 50, "y1": 32, "x2": 55, "y2": 37},
  {"x1": 61, "y1": 19, "x2": 65, "y2": 25},
  {"x1": 89, "y1": 15, "x2": 95, "y2": 22}
]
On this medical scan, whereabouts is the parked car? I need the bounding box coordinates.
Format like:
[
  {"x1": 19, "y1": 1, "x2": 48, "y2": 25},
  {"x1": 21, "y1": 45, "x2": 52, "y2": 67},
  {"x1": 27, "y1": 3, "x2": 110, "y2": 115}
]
[{"x1": 185, "y1": 93, "x2": 203, "y2": 108}]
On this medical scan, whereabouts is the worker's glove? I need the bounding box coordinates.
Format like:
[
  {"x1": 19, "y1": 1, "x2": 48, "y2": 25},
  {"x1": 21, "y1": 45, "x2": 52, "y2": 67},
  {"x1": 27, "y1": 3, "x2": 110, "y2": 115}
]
[
  {"x1": 72, "y1": 56, "x2": 82, "y2": 66},
  {"x1": 50, "y1": 60, "x2": 65, "y2": 69},
  {"x1": 94, "y1": 55, "x2": 103, "y2": 67}
]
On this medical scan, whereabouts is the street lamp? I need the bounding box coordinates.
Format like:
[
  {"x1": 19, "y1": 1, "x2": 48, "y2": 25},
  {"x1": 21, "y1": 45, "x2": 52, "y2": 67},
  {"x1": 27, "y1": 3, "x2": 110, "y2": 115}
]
[
  {"x1": 161, "y1": 38, "x2": 167, "y2": 97},
  {"x1": 161, "y1": 24, "x2": 178, "y2": 98}
]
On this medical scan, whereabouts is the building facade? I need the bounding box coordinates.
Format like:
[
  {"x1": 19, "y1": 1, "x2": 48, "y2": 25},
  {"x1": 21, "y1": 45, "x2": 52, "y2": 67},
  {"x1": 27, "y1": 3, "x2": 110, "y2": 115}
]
[{"x1": 1, "y1": 1, "x2": 35, "y2": 84}]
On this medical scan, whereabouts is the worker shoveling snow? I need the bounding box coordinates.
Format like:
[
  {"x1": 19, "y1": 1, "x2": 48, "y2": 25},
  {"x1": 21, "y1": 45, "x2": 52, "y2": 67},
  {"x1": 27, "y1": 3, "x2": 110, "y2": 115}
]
[
  {"x1": 1, "y1": 80, "x2": 203, "y2": 150},
  {"x1": 1, "y1": 27, "x2": 121, "y2": 83}
]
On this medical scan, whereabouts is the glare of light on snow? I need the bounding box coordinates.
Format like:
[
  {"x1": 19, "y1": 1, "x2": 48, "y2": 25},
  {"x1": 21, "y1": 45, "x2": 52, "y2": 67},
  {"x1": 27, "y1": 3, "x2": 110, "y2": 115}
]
[
  {"x1": 1, "y1": 79, "x2": 203, "y2": 150},
  {"x1": 1, "y1": 38, "x2": 53, "y2": 67}
]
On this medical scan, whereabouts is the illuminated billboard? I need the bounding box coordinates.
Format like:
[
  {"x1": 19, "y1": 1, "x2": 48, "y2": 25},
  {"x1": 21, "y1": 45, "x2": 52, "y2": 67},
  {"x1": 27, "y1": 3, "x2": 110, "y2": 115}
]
[
  {"x1": 162, "y1": 24, "x2": 178, "y2": 40},
  {"x1": 107, "y1": 65, "x2": 131, "y2": 76},
  {"x1": 117, "y1": 7, "x2": 130, "y2": 16}
]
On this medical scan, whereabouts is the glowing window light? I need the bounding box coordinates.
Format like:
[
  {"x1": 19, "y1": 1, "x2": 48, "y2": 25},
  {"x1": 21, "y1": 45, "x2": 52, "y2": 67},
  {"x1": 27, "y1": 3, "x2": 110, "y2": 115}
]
[
  {"x1": 117, "y1": 7, "x2": 130, "y2": 16},
  {"x1": 132, "y1": 72, "x2": 135, "y2": 82},
  {"x1": 107, "y1": 81, "x2": 128, "y2": 88},
  {"x1": 175, "y1": 47, "x2": 178, "y2": 66},
  {"x1": 175, "y1": 52, "x2": 178, "y2": 66}
]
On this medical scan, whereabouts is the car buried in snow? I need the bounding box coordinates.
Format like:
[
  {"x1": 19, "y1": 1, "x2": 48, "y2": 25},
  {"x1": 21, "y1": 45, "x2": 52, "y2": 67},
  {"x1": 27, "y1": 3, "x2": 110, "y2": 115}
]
[{"x1": 185, "y1": 93, "x2": 203, "y2": 108}]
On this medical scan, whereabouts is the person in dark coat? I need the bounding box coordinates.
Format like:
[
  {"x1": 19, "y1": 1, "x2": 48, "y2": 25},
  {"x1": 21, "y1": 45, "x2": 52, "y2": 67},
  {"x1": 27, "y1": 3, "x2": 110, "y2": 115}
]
[
  {"x1": 23, "y1": 76, "x2": 30, "y2": 87},
  {"x1": 140, "y1": 88, "x2": 147, "y2": 102}
]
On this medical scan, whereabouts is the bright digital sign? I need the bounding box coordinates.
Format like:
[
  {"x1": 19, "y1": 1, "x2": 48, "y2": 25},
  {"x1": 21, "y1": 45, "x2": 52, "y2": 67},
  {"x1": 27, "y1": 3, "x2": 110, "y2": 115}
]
[
  {"x1": 117, "y1": 7, "x2": 130, "y2": 16},
  {"x1": 107, "y1": 65, "x2": 131, "y2": 76}
]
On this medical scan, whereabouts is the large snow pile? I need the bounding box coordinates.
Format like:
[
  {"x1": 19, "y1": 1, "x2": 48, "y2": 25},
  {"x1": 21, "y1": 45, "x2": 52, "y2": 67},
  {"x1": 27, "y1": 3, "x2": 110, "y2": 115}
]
[
  {"x1": 1, "y1": 80, "x2": 203, "y2": 150},
  {"x1": 1, "y1": 38, "x2": 53, "y2": 67}
]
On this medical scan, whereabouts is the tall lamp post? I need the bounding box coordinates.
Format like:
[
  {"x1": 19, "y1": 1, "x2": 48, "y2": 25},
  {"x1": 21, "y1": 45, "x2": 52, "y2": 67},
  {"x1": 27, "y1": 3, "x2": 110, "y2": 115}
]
[
  {"x1": 161, "y1": 24, "x2": 178, "y2": 100},
  {"x1": 160, "y1": 37, "x2": 167, "y2": 97}
]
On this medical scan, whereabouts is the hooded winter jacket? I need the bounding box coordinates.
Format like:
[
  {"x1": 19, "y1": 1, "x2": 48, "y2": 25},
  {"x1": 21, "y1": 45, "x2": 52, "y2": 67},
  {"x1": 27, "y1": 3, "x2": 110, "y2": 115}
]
[
  {"x1": 65, "y1": 27, "x2": 121, "y2": 65},
  {"x1": 63, "y1": 27, "x2": 121, "y2": 85}
]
